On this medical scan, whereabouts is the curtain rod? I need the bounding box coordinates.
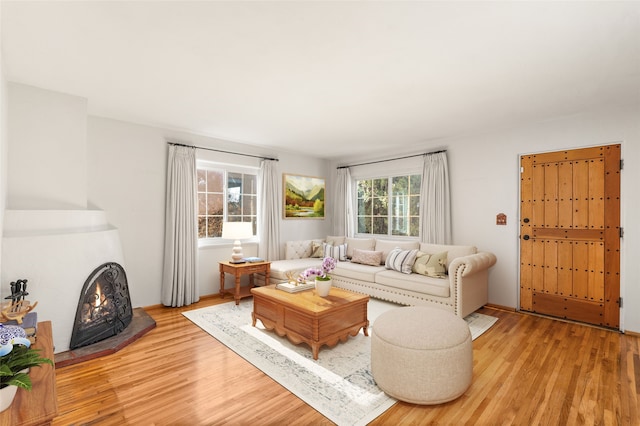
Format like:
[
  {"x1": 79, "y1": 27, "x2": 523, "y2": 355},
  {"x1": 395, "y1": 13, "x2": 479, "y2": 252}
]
[
  {"x1": 336, "y1": 149, "x2": 446, "y2": 169},
  {"x1": 167, "y1": 141, "x2": 279, "y2": 162}
]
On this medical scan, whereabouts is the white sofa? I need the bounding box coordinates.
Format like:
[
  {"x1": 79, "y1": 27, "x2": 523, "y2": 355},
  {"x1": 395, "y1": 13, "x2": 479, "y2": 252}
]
[{"x1": 255, "y1": 237, "x2": 497, "y2": 318}]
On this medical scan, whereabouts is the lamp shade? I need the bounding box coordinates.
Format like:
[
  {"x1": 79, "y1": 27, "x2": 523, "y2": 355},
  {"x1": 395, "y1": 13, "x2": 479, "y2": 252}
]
[
  {"x1": 222, "y1": 222, "x2": 253, "y2": 263},
  {"x1": 221, "y1": 222, "x2": 253, "y2": 240}
]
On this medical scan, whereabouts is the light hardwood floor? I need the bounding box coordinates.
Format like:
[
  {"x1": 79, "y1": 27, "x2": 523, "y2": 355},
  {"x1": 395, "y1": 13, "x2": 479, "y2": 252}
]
[{"x1": 52, "y1": 296, "x2": 640, "y2": 425}]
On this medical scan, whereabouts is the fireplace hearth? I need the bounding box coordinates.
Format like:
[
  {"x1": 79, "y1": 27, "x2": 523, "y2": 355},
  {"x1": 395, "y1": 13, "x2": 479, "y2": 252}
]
[{"x1": 70, "y1": 262, "x2": 133, "y2": 350}]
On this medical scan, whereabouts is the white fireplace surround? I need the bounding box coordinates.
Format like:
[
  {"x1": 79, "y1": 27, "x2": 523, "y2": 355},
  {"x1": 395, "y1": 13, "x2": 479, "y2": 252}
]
[{"x1": 1, "y1": 209, "x2": 126, "y2": 353}]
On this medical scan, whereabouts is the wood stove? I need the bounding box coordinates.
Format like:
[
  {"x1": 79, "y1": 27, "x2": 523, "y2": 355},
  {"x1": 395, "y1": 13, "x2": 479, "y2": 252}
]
[{"x1": 69, "y1": 262, "x2": 133, "y2": 350}]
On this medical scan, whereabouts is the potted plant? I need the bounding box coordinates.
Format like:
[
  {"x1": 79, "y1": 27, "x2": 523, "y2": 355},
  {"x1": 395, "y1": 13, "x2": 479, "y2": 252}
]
[
  {"x1": 301, "y1": 257, "x2": 337, "y2": 297},
  {"x1": 0, "y1": 334, "x2": 53, "y2": 412}
]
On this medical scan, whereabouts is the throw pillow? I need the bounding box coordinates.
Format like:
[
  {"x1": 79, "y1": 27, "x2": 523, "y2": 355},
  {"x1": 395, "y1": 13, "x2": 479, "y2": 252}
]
[
  {"x1": 351, "y1": 249, "x2": 383, "y2": 266},
  {"x1": 385, "y1": 248, "x2": 419, "y2": 274},
  {"x1": 310, "y1": 241, "x2": 324, "y2": 258},
  {"x1": 424, "y1": 251, "x2": 448, "y2": 278},
  {"x1": 412, "y1": 251, "x2": 432, "y2": 275},
  {"x1": 323, "y1": 242, "x2": 348, "y2": 261}
]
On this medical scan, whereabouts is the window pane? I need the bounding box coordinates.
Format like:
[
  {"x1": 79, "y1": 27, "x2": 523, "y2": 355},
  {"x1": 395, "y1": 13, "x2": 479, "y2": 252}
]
[
  {"x1": 197, "y1": 170, "x2": 207, "y2": 191},
  {"x1": 372, "y1": 197, "x2": 386, "y2": 216},
  {"x1": 410, "y1": 174, "x2": 421, "y2": 193},
  {"x1": 357, "y1": 180, "x2": 372, "y2": 198},
  {"x1": 242, "y1": 195, "x2": 256, "y2": 216},
  {"x1": 207, "y1": 170, "x2": 224, "y2": 192},
  {"x1": 207, "y1": 193, "x2": 223, "y2": 215},
  {"x1": 372, "y1": 217, "x2": 388, "y2": 234},
  {"x1": 208, "y1": 217, "x2": 223, "y2": 238},
  {"x1": 392, "y1": 176, "x2": 408, "y2": 195},
  {"x1": 358, "y1": 197, "x2": 371, "y2": 215},
  {"x1": 409, "y1": 195, "x2": 420, "y2": 216},
  {"x1": 358, "y1": 216, "x2": 371, "y2": 233},
  {"x1": 373, "y1": 178, "x2": 388, "y2": 197},
  {"x1": 243, "y1": 174, "x2": 256, "y2": 195},
  {"x1": 198, "y1": 193, "x2": 206, "y2": 215},
  {"x1": 392, "y1": 217, "x2": 407, "y2": 236},
  {"x1": 198, "y1": 217, "x2": 207, "y2": 238},
  {"x1": 410, "y1": 217, "x2": 420, "y2": 237}
]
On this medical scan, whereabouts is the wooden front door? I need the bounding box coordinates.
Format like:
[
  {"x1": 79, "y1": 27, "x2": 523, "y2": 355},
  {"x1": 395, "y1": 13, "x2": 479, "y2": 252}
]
[{"x1": 519, "y1": 144, "x2": 621, "y2": 329}]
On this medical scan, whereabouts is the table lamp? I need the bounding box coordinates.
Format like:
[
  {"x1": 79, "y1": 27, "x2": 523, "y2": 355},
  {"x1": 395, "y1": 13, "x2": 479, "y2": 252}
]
[{"x1": 222, "y1": 222, "x2": 253, "y2": 263}]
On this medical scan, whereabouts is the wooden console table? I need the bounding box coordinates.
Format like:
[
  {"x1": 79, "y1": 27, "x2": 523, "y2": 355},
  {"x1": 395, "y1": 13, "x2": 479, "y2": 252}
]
[
  {"x1": 219, "y1": 261, "x2": 270, "y2": 305},
  {"x1": 0, "y1": 321, "x2": 58, "y2": 426}
]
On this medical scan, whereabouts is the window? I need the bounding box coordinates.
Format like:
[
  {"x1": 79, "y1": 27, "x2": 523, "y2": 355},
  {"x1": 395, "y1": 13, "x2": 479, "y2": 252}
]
[
  {"x1": 197, "y1": 165, "x2": 257, "y2": 239},
  {"x1": 356, "y1": 174, "x2": 421, "y2": 237}
]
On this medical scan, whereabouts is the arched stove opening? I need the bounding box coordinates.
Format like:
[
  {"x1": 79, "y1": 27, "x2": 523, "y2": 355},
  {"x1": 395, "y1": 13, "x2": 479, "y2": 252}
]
[{"x1": 69, "y1": 262, "x2": 133, "y2": 350}]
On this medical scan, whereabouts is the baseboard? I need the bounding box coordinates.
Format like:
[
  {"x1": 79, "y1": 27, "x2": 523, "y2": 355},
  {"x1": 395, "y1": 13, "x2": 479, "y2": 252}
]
[
  {"x1": 483, "y1": 303, "x2": 516, "y2": 312},
  {"x1": 143, "y1": 293, "x2": 223, "y2": 310}
]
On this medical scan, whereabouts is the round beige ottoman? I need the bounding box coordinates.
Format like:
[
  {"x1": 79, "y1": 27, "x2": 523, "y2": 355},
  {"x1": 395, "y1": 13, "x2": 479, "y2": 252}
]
[{"x1": 371, "y1": 306, "x2": 473, "y2": 404}]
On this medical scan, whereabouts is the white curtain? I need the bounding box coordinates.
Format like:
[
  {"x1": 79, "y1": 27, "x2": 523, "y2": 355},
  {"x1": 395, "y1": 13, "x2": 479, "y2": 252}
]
[
  {"x1": 258, "y1": 159, "x2": 281, "y2": 260},
  {"x1": 420, "y1": 151, "x2": 451, "y2": 244},
  {"x1": 333, "y1": 168, "x2": 353, "y2": 237},
  {"x1": 161, "y1": 145, "x2": 199, "y2": 307}
]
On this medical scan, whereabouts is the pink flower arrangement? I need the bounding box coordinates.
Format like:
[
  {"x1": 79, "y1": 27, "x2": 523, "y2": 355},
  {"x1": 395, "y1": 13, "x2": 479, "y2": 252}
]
[{"x1": 300, "y1": 257, "x2": 336, "y2": 282}]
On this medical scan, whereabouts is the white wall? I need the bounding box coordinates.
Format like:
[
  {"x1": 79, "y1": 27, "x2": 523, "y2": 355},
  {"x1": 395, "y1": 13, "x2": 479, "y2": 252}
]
[
  {"x1": 7, "y1": 83, "x2": 87, "y2": 209},
  {"x1": 87, "y1": 116, "x2": 330, "y2": 307},
  {"x1": 332, "y1": 103, "x2": 640, "y2": 332}
]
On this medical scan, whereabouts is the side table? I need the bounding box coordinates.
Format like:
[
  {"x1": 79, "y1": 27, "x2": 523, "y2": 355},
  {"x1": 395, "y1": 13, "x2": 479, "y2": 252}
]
[{"x1": 219, "y1": 261, "x2": 270, "y2": 305}]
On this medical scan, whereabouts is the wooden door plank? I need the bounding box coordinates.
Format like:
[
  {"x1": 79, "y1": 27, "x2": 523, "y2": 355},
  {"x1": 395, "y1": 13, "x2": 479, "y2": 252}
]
[
  {"x1": 588, "y1": 159, "x2": 605, "y2": 230},
  {"x1": 544, "y1": 239, "x2": 558, "y2": 295},
  {"x1": 558, "y1": 161, "x2": 573, "y2": 229},
  {"x1": 544, "y1": 163, "x2": 559, "y2": 229},
  {"x1": 572, "y1": 242, "x2": 589, "y2": 300},
  {"x1": 573, "y1": 160, "x2": 589, "y2": 229},
  {"x1": 557, "y1": 240, "x2": 572, "y2": 297}
]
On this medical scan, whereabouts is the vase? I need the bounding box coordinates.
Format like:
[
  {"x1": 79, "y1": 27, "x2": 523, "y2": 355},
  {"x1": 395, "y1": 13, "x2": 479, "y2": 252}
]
[
  {"x1": 315, "y1": 278, "x2": 332, "y2": 297},
  {"x1": 0, "y1": 385, "x2": 18, "y2": 413}
]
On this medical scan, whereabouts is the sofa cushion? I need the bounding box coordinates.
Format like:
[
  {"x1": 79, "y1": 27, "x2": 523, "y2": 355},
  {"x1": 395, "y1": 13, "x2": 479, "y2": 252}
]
[
  {"x1": 351, "y1": 249, "x2": 383, "y2": 266},
  {"x1": 332, "y1": 261, "x2": 386, "y2": 282},
  {"x1": 375, "y1": 270, "x2": 450, "y2": 298},
  {"x1": 267, "y1": 258, "x2": 323, "y2": 281},
  {"x1": 323, "y1": 242, "x2": 347, "y2": 261},
  {"x1": 310, "y1": 241, "x2": 324, "y2": 258},
  {"x1": 385, "y1": 248, "x2": 418, "y2": 274},
  {"x1": 345, "y1": 237, "x2": 376, "y2": 259},
  {"x1": 425, "y1": 251, "x2": 448, "y2": 278},
  {"x1": 412, "y1": 251, "x2": 432, "y2": 275},
  {"x1": 419, "y1": 243, "x2": 477, "y2": 268},
  {"x1": 375, "y1": 240, "x2": 420, "y2": 265}
]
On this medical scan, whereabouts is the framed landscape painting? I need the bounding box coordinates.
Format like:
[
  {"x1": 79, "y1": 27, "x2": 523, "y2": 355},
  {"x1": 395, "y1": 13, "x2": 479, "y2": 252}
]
[{"x1": 283, "y1": 173, "x2": 325, "y2": 219}]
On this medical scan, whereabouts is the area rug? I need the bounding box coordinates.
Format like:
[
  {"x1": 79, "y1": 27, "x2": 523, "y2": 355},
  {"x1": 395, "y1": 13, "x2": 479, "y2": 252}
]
[{"x1": 183, "y1": 299, "x2": 497, "y2": 426}]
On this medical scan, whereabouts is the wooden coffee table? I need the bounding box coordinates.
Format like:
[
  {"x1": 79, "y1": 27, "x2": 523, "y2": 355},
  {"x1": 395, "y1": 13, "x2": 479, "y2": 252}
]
[{"x1": 250, "y1": 285, "x2": 369, "y2": 360}]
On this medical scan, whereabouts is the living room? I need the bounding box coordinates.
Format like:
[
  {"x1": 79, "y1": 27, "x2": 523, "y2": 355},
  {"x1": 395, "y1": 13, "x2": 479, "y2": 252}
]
[{"x1": 0, "y1": 1, "x2": 639, "y2": 424}]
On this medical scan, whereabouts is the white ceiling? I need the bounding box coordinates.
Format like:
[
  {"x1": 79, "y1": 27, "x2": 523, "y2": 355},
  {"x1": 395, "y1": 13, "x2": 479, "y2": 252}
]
[{"x1": 2, "y1": 1, "x2": 639, "y2": 160}]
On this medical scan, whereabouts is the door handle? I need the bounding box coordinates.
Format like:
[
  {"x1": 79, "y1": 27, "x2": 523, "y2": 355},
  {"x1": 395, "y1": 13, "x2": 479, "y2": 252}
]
[{"x1": 523, "y1": 235, "x2": 530, "y2": 240}]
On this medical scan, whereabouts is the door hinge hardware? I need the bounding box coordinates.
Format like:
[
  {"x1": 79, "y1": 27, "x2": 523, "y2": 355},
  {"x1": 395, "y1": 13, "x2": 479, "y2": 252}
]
[
  {"x1": 619, "y1": 297, "x2": 623, "y2": 308},
  {"x1": 620, "y1": 227, "x2": 624, "y2": 238},
  {"x1": 620, "y1": 159, "x2": 624, "y2": 170}
]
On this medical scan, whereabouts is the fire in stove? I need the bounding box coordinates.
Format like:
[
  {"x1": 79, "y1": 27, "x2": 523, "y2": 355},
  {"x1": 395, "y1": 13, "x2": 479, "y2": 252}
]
[{"x1": 70, "y1": 262, "x2": 133, "y2": 350}]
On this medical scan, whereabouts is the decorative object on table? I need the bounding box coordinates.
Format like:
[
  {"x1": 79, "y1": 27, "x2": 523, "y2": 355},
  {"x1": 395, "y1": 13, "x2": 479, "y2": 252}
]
[
  {"x1": 1, "y1": 312, "x2": 38, "y2": 344},
  {"x1": 275, "y1": 281, "x2": 315, "y2": 293},
  {"x1": 221, "y1": 222, "x2": 253, "y2": 263},
  {"x1": 301, "y1": 257, "x2": 336, "y2": 297},
  {"x1": 283, "y1": 173, "x2": 325, "y2": 219},
  {"x1": 243, "y1": 257, "x2": 264, "y2": 263},
  {"x1": 0, "y1": 330, "x2": 53, "y2": 412},
  {"x1": 1, "y1": 279, "x2": 38, "y2": 324}
]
